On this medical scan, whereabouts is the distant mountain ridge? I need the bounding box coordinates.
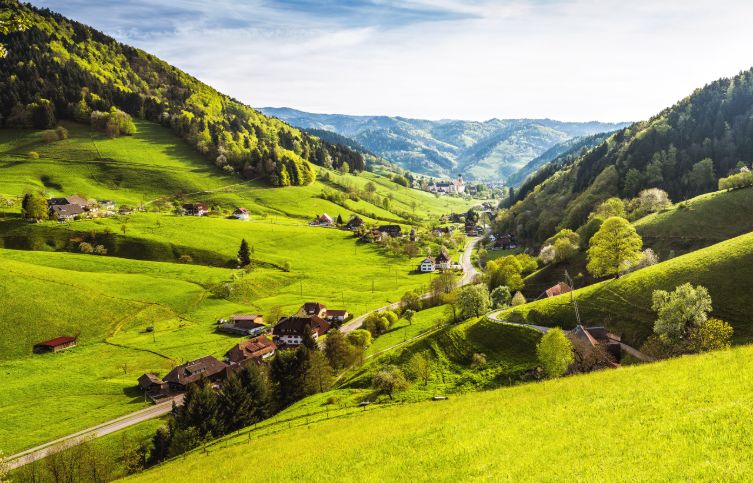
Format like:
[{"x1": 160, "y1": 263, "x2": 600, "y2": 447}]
[{"x1": 260, "y1": 107, "x2": 628, "y2": 181}]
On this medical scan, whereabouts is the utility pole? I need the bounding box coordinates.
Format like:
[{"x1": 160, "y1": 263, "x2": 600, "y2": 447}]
[{"x1": 564, "y1": 270, "x2": 581, "y2": 326}]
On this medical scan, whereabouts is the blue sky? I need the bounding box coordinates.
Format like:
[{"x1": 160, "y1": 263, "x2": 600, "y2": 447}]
[{"x1": 29, "y1": 0, "x2": 753, "y2": 122}]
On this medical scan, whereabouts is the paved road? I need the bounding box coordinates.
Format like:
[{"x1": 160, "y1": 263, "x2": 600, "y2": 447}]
[
  {"x1": 486, "y1": 310, "x2": 550, "y2": 333},
  {"x1": 340, "y1": 237, "x2": 480, "y2": 335},
  {"x1": 6, "y1": 395, "x2": 183, "y2": 470}
]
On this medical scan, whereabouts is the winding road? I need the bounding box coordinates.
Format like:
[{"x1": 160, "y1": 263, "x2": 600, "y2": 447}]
[{"x1": 340, "y1": 237, "x2": 480, "y2": 334}]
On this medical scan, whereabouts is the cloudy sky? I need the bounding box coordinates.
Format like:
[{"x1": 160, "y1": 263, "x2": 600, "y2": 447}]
[{"x1": 30, "y1": 0, "x2": 753, "y2": 122}]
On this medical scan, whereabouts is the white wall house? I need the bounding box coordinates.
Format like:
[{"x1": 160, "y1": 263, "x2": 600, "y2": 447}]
[{"x1": 420, "y1": 256, "x2": 436, "y2": 272}]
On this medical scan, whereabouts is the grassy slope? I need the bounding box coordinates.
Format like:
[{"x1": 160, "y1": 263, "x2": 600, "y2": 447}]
[
  {"x1": 634, "y1": 186, "x2": 753, "y2": 257},
  {"x1": 130, "y1": 345, "x2": 753, "y2": 482},
  {"x1": 499, "y1": 231, "x2": 753, "y2": 346},
  {"x1": 521, "y1": 186, "x2": 753, "y2": 300},
  {"x1": 0, "y1": 121, "x2": 476, "y2": 453},
  {"x1": 0, "y1": 121, "x2": 474, "y2": 222},
  {"x1": 343, "y1": 315, "x2": 540, "y2": 401}
]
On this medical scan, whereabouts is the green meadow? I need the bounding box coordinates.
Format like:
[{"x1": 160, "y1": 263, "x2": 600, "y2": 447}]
[
  {"x1": 128, "y1": 344, "x2": 753, "y2": 482},
  {"x1": 634, "y1": 185, "x2": 753, "y2": 257},
  {"x1": 0, "y1": 120, "x2": 479, "y2": 454}
]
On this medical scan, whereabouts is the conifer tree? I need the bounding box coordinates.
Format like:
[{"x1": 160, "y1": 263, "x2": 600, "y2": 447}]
[{"x1": 237, "y1": 239, "x2": 251, "y2": 266}]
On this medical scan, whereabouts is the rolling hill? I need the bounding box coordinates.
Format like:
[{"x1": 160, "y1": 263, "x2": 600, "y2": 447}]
[
  {"x1": 0, "y1": 1, "x2": 364, "y2": 187},
  {"x1": 261, "y1": 107, "x2": 626, "y2": 181},
  {"x1": 0, "y1": 117, "x2": 478, "y2": 454},
  {"x1": 499, "y1": 230, "x2": 753, "y2": 346},
  {"x1": 126, "y1": 342, "x2": 753, "y2": 482},
  {"x1": 497, "y1": 67, "x2": 753, "y2": 244}
]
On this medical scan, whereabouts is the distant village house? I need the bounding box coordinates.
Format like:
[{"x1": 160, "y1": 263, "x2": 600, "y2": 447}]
[
  {"x1": 273, "y1": 316, "x2": 331, "y2": 346},
  {"x1": 225, "y1": 336, "x2": 277, "y2": 366},
  {"x1": 232, "y1": 208, "x2": 250, "y2": 220},
  {"x1": 183, "y1": 203, "x2": 209, "y2": 216},
  {"x1": 217, "y1": 314, "x2": 266, "y2": 336},
  {"x1": 162, "y1": 355, "x2": 227, "y2": 392}
]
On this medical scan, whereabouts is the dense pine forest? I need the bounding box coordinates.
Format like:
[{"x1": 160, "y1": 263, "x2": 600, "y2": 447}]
[
  {"x1": 0, "y1": 1, "x2": 364, "y2": 186},
  {"x1": 497, "y1": 68, "x2": 753, "y2": 243}
]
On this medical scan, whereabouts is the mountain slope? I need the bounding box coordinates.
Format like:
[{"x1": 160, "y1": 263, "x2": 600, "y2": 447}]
[
  {"x1": 506, "y1": 132, "x2": 613, "y2": 188},
  {"x1": 0, "y1": 1, "x2": 363, "y2": 186},
  {"x1": 498, "y1": 67, "x2": 753, "y2": 243},
  {"x1": 501, "y1": 230, "x2": 753, "y2": 346},
  {"x1": 128, "y1": 343, "x2": 753, "y2": 482},
  {"x1": 261, "y1": 107, "x2": 627, "y2": 181}
]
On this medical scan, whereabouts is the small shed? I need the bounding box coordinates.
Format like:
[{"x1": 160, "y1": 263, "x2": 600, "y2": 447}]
[{"x1": 33, "y1": 336, "x2": 77, "y2": 354}]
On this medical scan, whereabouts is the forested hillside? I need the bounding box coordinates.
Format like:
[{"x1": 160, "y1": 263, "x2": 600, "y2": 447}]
[
  {"x1": 0, "y1": 0, "x2": 364, "y2": 186},
  {"x1": 497, "y1": 68, "x2": 753, "y2": 243},
  {"x1": 262, "y1": 107, "x2": 626, "y2": 180}
]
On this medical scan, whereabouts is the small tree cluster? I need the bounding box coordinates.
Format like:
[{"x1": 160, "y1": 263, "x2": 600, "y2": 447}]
[
  {"x1": 642, "y1": 283, "x2": 733, "y2": 358},
  {"x1": 91, "y1": 108, "x2": 137, "y2": 137}
]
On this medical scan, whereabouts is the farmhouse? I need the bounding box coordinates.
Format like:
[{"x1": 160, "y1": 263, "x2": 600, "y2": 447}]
[
  {"x1": 298, "y1": 302, "x2": 328, "y2": 318},
  {"x1": 377, "y1": 225, "x2": 402, "y2": 238},
  {"x1": 232, "y1": 208, "x2": 250, "y2": 220},
  {"x1": 495, "y1": 233, "x2": 517, "y2": 249},
  {"x1": 419, "y1": 256, "x2": 436, "y2": 272},
  {"x1": 138, "y1": 373, "x2": 168, "y2": 400},
  {"x1": 217, "y1": 314, "x2": 266, "y2": 336},
  {"x1": 545, "y1": 282, "x2": 572, "y2": 298},
  {"x1": 313, "y1": 213, "x2": 334, "y2": 226},
  {"x1": 273, "y1": 316, "x2": 330, "y2": 346},
  {"x1": 324, "y1": 309, "x2": 349, "y2": 324},
  {"x1": 225, "y1": 336, "x2": 277, "y2": 365},
  {"x1": 163, "y1": 356, "x2": 227, "y2": 391},
  {"x1": 345, "y1": 215, "x2": 364, "y2": 230},
  {"x1": 33, "y1": 336, "x2": 77, "y2": 354},
  {"x1": 183, "y1": 203, "x2": 209, "y2": 216},
  {"x1": 572, "y1": 325, "x2": 622, "y2": 363},
  {"x1": 435, "y1": 251, "x2": 452, "y2": 270},
  {"x1": 50, "y1": 203, "x2": 85, "y2": 221}
]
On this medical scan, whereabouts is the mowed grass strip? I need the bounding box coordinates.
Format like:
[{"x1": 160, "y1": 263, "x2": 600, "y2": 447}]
[{"x1": 128, "y1": 345, "x2": 753, "y2": 482}]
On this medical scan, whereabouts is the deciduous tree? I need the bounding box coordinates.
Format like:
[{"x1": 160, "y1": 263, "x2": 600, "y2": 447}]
[
  {"x1": 586, "y1": 216, "x2": 643, "y2": 278},
  {"x1": 536, "y1": 328, "x2": 573, "y2": 378}
]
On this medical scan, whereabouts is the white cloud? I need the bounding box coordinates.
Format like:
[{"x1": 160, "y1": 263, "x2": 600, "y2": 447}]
[{"x1": 30, "y1": 0, "x2": 753, "y2": 122}]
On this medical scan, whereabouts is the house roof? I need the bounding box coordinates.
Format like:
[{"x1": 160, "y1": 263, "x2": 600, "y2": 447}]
[
  {"x1": 572, "y1": 325, "x2": 599, "y2": 348},
  {"x1": 51, "y1": 204, "x2": 85, "y2": 217},
  {"x1": 435, "y1": 251, "x2": 451, "y2": 263},
  {"x1": 225, "y1": 337, "x2": 276, "y2": 364},
  {"x1": 138, "y1": 373, "x2": 162, "y2": 386},
  {"x1": 545, "y1": 282, "x2": 572, "y2": 298},
  {"x1": 183, "y1": 203, "x2": 209, "y2": 210},
  {"x1": 35, "y1": 336, "x2": 76, "y2": 348},
  {"x1": 231, "y1": 314, "x2": 263, "y2": 322},
  {"x1": 234, "y1": 208, "x2": 249, "y2": 214},
  {"x1": 302, "y1": 302, "x2": 327, "y2": 315},
  {"x1": 377, "y1": 225, "x2": 401, "y2": 233},
  {"x1": 421, "y1": 256, "x2": 435, "y2": 264},
  {"x1": 318, "y1": 213, "x2": 333, "y2": 222},
  {"x1": 346, "y1": 216, "x2": 364, "y2": 227},
  {"x1": 163, "y1": 356, "x2": 227, "y2": 386},
  {"x1": 273, "y1": 316, "x2": 330, "y2": 336},
  {"x1": 326, "y1": 309, "x2": 348, "y2": 317}
]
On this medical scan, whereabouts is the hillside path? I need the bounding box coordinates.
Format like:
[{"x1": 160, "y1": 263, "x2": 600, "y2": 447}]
[
  {"x1": 486, "y1": 310, "x2": 550, "y2": 333},
  {"x1": 5, "y1": 395, "x2": 183, "y2": 470},
  {"x1": 340, "y1": 237, "x2": 480, "y2": 334}
]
